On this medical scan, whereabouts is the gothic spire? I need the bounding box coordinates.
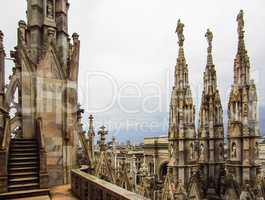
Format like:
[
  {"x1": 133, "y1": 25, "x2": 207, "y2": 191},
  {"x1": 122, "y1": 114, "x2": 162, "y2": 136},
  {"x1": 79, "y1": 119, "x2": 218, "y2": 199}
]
[
  {"x1": 237, "y1": 10, "x2": 246, "y2": 54},
  {"x1": 198, "y1": 29, "x2": 224, "y2": 193},
  {"x1": 164, "y1": 19, "x2": 197, "y2": 193},
  {"x1": 98, "y1": 125, "x2": 108, "y2": 152},
  {"x1": 175, "y1": 19, "x2": 189, "y2": 89},
  {"x1": 88, "y1": 114, "x2": 95, "y2": 136},
  {"x1": 205, "y1": 29, "x2": 213, "y2": 65},
  {"x1": 226, "y1": 10, "x2": 261, "y2": 187},
  {"x1": 234, "y1": 10, "x2": 250, "y2": 85},
  {"x1": 0, "y1": 31, "x2": 4, "y2": 50},
  {"x1": 87, "y1": 114, "x2": 95, "y2": 166},
  {"x1": 203, "y1": 29, "x2": 218, "y2": 94},
  {"x1": 0, "y1": 31, "x2": 5, "y2": 102}
]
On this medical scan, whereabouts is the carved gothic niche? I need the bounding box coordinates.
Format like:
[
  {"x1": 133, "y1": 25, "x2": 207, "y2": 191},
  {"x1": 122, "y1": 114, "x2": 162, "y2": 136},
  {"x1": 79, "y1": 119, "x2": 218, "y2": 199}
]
[
  {"x1": 199, "y1": 143, "x2": 205, "y2": 161},
  {"x1": 46, "y1": 0, "x2": 54, "y2": 19}
]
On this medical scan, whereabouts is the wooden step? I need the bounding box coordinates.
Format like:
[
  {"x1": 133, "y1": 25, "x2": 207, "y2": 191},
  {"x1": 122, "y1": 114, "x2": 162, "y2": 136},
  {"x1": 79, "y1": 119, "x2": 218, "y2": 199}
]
[
  {"x1": 9, "y1": 161, "x2": 38, "y2": 166},
  {"x1": 10, "y1": 144, "x2": 38, "y2": 149},
  {"x1": 10, "y1": 152, "x2": 38, "y2": 157},
  {"x1": 9, "y1": 166, "x2": 38, "y2": 172},
  {"x1": 10, "y1": 148, "x2": 37, "y2": 152},
  {"x1": 10, "y1": 152, "x2": 37, "y2": 156},
  {"x1": 11, "y1": 139, "x2": 36, "y2": 141},
  {"x1": 10, "y1": 156, "x2": 38, "y2": 161},
  {"x1": 9, "y1": 171, "x2": 38, "y2": 177},
  {"x1": 9, "y1": 177, "x2": 39, "y2": 182},
  {"x1": 9, "y1": 177, "x2": 39, "y2": 184},
  {"x1": 8, "y1": 182, "x2": 39, "y2": 191},
  {"x1": 0, "y1": 189, "x2": 49, "y2": 200},
  {"x1": 11, "y1": 139, "x2": 37, "y2": 144}
]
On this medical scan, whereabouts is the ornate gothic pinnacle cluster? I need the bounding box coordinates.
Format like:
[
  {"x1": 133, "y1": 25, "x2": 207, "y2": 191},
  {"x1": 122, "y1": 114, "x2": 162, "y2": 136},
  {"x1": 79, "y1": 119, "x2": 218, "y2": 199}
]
[
  {"x1": 198, "y1": 28, "x2": 225, "y2": 192},
  {"x1": 163, "y1": 10, "x2": 262, "y2": 200},
  {"x1": 164, "y1": 19, "x2": 197, "y2": 198},
  {"x1": 227, "y1": 9, "x2": 261, "y2": 187}
]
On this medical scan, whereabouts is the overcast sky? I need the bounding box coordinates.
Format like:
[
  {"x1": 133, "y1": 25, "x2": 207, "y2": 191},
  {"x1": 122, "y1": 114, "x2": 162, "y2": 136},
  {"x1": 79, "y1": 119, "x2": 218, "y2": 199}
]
[{"x1": 1, "y1": 0, "x2": 265, "y2": 143}]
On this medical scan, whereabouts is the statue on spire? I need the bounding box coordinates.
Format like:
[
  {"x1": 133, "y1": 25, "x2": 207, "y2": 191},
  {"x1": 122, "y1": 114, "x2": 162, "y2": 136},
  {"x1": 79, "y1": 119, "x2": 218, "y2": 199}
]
[
  {"x1": 0, "y1": 31, "x2": 4, "y2": 49},
  {"x1": 237, "y1": 10, "x2": 244, "y2": 34},
  {"x1": 205, "y1": 29, "x2": 213, "y2": 65},
  {"x1": 176, "y1": 19, "x2": 185, "y2": 47},
  {"x1": 205, "y1": 29, "x2": 213, "y2": 48}
]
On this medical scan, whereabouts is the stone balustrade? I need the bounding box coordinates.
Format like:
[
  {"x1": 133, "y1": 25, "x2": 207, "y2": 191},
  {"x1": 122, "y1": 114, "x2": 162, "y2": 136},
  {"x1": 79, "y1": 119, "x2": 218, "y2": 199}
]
[{"x1": 71, "y1": 169, "x2": 149, "y2": 200}]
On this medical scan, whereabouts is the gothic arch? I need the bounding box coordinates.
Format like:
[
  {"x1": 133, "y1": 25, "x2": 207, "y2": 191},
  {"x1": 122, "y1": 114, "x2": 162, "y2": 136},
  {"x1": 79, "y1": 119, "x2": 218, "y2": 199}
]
[
  {"x1": 159, "y1": 161, "x2": 168, "y2": 181},
  {"x1": 5, "y1": 74, "x2": 21, "y2": 111}
]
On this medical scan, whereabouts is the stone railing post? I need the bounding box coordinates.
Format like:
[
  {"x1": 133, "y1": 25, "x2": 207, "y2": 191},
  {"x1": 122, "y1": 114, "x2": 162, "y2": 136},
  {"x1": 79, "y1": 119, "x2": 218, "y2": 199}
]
[
  {"x1": 36, "y1": 118, "x2": 49, "y2": 189},
  {"x1": 0, "y1": 149, "x2": 8, "y2": 193}
]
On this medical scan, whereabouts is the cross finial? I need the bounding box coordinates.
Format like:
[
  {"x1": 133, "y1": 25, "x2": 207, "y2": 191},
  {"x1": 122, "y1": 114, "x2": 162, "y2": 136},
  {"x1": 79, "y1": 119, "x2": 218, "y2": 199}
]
[{"x1": 175, "y1": 19, "x2": 185, "y2": 47}]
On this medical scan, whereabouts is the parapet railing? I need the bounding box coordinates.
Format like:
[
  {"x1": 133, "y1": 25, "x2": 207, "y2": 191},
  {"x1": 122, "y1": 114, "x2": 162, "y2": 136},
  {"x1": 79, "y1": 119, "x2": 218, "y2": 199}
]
[
  {"x1": 0, "y1": 117, "x2": 10, "y2": 193},
  {"x1": 71, "y1": 169, "x2": 149, "y2": 200},
  {"x1": 36, "y1": 117, "x2": 49, "y2": 189},
  {"x1": 0, "y1": 119, "x2": 10, "y2": 151}
]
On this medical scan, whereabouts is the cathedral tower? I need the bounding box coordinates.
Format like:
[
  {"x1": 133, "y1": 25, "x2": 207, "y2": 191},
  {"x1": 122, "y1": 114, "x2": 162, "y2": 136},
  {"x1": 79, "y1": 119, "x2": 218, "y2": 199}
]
[
  {"x1": 226, "y1": 10, "x2": 261, "y2": 186},
  {"x1": 198, "y1": 29, "x2": 224, "y2": 191},
  {"x1": 0, "y1": 31, "x2": 6, "y2": 134},
  {"x1": 26, "y1": 0, "x2": 69, "y2": 65},
  {"x1": 0, "y1": 0, "x2": 80, "y2": 190},
  {"x1": 162, "y1": 20, "x2": 197, "y2": 199}
]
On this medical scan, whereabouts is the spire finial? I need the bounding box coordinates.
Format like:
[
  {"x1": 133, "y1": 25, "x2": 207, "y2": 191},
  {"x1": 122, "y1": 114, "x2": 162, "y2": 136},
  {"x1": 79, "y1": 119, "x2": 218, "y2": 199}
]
[
  {"x1": 98, "y1": 125, "x2": 108, "y2": 151},
  {"x1": 205, "y1": 29, "x2": 213, "y2": 65},
  {"x1": 237, "y1": 10, "x2": 244, "y2": 35},
  {"x1": 0, "y1": 31, "x2": 4, "y2": 49},
  {"x1": 88, "y1": 114, "x2": 95, "y2": 136},
  {"x1": 236, "y1": 10, "x2": 246, "y2": 54},
  {"x1": 175, "y1": 19, "x2": 185, "y2": 47},
  {"x1": 205, "y1": 29, "x2": 213, "y2": 48}
]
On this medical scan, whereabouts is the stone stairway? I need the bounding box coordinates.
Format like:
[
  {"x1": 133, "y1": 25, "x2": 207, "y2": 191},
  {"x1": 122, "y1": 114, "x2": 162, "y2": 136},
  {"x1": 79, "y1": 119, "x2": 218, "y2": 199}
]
[{"x1": 0, "y1": 139, "x2": 49, "y2": 199}]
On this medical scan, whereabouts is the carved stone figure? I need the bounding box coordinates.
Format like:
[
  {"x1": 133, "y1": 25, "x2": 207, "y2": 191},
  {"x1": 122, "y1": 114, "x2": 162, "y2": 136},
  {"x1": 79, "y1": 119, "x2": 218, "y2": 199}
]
[
  {"x1": 170, "y1": 143, "x2": 174, "y2": 157},
  {"x1": 175, "y1": 19, "x2": 185, "y2": 47},
  {"x1": 190, "y1": 142, "x2": 194, "y2": 160},
  {"x1": 205, "y1": 28, "x2": 213, "y2": 47},
  {"x1": 237, "y1": 10, "x2": 244, "y2": 33},
  {"x1": 232, "y1": 143, "x2": 237, "y2": 158},
  {"x1": 200, "y1": 144, "x2": 205, "y2": 160},
  {"x1": 255, "y1": 142, "x2": 259, "y2": 158},
  {"x1": 47, "y1": 0, "x2": 54, "y2": 19}
]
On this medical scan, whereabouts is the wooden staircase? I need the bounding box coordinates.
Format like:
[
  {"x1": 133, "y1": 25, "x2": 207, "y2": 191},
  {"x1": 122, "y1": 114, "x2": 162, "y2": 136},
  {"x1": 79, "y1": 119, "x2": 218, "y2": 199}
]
[{"x1": 0, "y1": 139, "x2": 49, "y2": 199}]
